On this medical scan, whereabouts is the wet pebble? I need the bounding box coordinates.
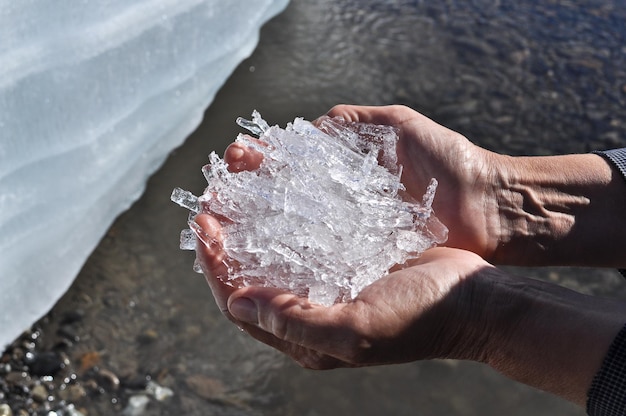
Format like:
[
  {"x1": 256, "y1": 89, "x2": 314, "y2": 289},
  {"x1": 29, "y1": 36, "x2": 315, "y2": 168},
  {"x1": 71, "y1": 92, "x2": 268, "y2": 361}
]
[
  {"x1": 95, "y1": 368, "x2": 121, "y2": 391},
  {"x1": 185, "y1": 374, "x2": 226, "y2": 401},
  {"x1": 63, "y1": 405, "x2": 87, "y2": 416},
  {"x1": 0, "y1": 404, "x2": 12, "y2": 416},
  {"x1": 58, "y1": 384, "x2": 87, "y2": 402},
  {"x1": 60, "y1": 310, "x2": 85, "y2": 326},
  {"x1": 122, "y1": 395, "x2": 150, "y2": 416},
  {"x1": 57, "y1": 325, "x2": 81, "y2": 344},
  {"x1": 5, "y1": 371, "x2": 30, "y2": 384},
  {"x1": 121, "y1": 375, "x2": 149, "y2": 391},
  {"x1": 27, "y1": 351, "x2": 65, "y2": 377},
  {"x1": 78, "y1": 351, "x2": 101, "y2": 372},
  {"x1": 145, "y1": 380, "x2": 174, "y2": 402},
  {"x1": 136, "y1": 329, "x2": 158, "y2": 345},
  {"x1": 30, "y1": 384, "x2": 48, "y2": 403}
]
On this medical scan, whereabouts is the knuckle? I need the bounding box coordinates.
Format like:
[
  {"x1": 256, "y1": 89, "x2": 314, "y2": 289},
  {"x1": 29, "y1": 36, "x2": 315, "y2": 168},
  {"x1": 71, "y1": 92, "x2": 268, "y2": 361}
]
[
  {"x1": 327, "y1": 104, "x2": 349, "y2": 116},
  {"x1": 265, "y1": 312, "x2": 289, "y2": 340},
  {"x1": 263, "y1": 304, "x2": 305, "y2": 344}
]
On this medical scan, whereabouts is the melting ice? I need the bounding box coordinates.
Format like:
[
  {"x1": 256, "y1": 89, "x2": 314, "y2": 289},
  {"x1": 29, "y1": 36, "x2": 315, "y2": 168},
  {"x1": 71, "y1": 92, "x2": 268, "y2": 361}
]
[{"x1": 172, "y1": 112, "x2": 448, "y2": 306}]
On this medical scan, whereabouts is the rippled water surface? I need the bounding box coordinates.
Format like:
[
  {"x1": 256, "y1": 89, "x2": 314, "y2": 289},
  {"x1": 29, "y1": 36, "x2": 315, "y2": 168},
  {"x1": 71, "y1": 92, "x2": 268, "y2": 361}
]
[{"x1": 16, "y1": 0, "x2": 626, "y2": 414}]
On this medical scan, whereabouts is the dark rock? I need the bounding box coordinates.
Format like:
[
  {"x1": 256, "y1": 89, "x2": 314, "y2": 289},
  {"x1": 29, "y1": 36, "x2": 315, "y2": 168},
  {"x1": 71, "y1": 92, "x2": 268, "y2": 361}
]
[
  {"x1": 27, "y1": 352, "x2": 65, "y2": 377},
  {"x1": 57, "y1": 325, "x2": 81, "y2": 343},
  {"x1": 121, "y1": 376, "x2": 150, "y2": 391},
  {"x1": 60, "y1": 310, "x2": 85, "y2": 325},
  {"x1": 136, "y1": 329, "x2": 158, "y2": 345}
]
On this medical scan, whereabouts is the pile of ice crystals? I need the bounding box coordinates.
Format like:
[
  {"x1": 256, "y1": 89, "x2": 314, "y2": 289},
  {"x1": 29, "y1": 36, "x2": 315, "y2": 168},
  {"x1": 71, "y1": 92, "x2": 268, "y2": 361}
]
[{"x1": 172, "y1": 112, "x2": 448, "y2": 305}]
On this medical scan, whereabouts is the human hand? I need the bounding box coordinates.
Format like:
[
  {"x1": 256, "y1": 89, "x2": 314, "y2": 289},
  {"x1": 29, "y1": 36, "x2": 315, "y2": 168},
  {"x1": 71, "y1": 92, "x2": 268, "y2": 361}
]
[
  {"x1": 313, "y1": 105, "x2": 626, "y2": 268},
  {"x1": 317, "y1": 105, "x2": 506, "y2": 262},
  {"x1": 195, "y1": 211, "x2": 496, "y2": 368}
]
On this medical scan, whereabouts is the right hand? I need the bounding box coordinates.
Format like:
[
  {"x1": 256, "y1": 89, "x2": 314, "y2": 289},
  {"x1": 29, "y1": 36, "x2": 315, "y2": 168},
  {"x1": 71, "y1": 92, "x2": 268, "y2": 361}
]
[
  {"x1": 224, "y1": 104, "x2": 626, "y2": 267},
  {"x1": 318, "y1": 105, "x2": 507, "y2": 262}
]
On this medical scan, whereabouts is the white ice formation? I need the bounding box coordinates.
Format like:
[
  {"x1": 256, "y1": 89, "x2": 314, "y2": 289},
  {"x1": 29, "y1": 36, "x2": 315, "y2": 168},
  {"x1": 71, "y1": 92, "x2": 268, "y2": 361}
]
[
  {"x1": 172, "y1": 112, "x2": 448, "y2": 306},
  {"x1": 0, "y1": 0, "x2": 288, "y2": 350}
]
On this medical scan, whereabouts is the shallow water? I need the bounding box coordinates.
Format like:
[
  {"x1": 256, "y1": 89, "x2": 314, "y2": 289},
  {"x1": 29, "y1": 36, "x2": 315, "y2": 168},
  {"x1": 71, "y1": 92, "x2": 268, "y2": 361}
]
[{"x1": 11, "y1": 0, "x2": 626, "y2": 414}]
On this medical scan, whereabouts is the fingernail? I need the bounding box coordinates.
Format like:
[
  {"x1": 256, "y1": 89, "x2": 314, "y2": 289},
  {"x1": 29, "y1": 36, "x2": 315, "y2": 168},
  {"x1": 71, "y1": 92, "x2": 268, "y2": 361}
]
[
  {"x1": 229, "y1": 298, "x2": 258, "y2": 324},
  {"x1": 229, "y1": 146, "x2": 245, "y2": 160}
]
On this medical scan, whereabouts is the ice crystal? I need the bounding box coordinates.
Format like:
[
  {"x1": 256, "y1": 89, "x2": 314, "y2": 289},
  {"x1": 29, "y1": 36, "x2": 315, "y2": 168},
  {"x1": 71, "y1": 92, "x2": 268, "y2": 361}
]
[{"x1": 172, "y1": 112, "x2": 448, "y2": 305}]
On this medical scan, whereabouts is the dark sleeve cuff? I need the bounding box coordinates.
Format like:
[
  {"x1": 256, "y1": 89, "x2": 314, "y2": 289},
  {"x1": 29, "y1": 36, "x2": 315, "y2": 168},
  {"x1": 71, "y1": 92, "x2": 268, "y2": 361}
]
[
  {"x1": 587, "y1": 324, "x2": 626, "y2": 415},
  {"x1": 592, "y1": 148, "x2": 626, "y2": 280},
  {"x1": 593, "y1": 148, "x2": 626, "y2": 184}
]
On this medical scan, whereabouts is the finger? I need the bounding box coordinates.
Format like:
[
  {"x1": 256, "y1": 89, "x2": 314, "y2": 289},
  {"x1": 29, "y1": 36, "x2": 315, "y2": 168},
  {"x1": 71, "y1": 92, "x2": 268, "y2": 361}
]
[
  {"x1": 193, "y1": 213, "x2": 237, "y2": 312},
  {"x1": 224, "y1": 138, "x2": 264, "y2": 172},
  {"x1": 193, "y1": 214, "x2": 225, "y2": 272}
]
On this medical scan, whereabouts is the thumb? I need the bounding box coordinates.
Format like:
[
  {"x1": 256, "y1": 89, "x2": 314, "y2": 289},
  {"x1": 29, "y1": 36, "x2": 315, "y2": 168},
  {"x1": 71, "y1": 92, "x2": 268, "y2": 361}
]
[
  {"x1": 227, "y1": 287, "x2": 362, "y2": 358},
  {"x1": 227, "y1": 287, "x2": 320, "y2": 341}
]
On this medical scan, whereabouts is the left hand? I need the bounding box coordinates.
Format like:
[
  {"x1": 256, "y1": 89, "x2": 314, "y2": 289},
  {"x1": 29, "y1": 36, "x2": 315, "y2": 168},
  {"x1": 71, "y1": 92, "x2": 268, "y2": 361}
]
[{"x1": 194, "y1": 212, "x2": 497, "y2": 369}]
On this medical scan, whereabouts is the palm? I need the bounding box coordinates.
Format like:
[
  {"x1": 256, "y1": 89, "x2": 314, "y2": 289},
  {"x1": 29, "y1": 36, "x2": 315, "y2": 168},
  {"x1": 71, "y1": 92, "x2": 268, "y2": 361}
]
[{"x1": 340, "y1": 247, "x2": 489, "y2": 364}]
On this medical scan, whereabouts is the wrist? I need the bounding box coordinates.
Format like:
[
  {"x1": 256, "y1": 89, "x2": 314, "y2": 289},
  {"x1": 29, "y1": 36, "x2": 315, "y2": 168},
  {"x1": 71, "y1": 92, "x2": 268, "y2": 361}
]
[
  {"x1": 437, "y1": 263, "x2": 511, "y2": 363},
  {"x1": 490, "y1": 153, "x2": 577, "y2": 264},
  {"x1": 491, "y1": 153, "x2": 626, "y2": 266}
]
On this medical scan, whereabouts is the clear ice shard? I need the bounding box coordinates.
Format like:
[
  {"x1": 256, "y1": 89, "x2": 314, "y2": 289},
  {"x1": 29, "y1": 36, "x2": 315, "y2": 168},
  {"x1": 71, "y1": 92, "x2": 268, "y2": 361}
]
[
  {"x1": 171, "y1": 187, "x2": 200, "y2": 213},
  {"x1": 0, "y1": 0, "x2": 289, "y2": 351},
  {"x1": 173, "y1": 112, "x2": 448, "y2": 306}
]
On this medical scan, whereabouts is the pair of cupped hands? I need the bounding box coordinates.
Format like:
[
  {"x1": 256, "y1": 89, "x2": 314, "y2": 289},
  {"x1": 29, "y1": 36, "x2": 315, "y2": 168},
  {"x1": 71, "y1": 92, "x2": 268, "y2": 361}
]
[
  {"x1": 195, "y1": 104, "x2": 509, "y2": 369},
  {"x1": 195, "y1": 105, "x2": 626, "y2": 406}
]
